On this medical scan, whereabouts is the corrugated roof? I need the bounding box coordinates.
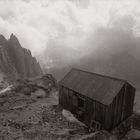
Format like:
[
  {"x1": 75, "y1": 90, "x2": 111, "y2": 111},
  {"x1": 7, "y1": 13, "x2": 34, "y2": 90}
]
[{"x1": 59, "y1": 69, "x2": 126, "y2": 105}]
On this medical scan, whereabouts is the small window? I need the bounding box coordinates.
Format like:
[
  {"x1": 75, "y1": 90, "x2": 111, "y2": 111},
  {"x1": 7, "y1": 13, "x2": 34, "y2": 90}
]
[
  {"x1": 78, "y1": 97, "x2": 85, "y2": 108},
  {"x1": 72, "y1": 95, "x2": 77, "y2": 106},
  {"x1": 69, "y1": 89, "x2": 74, "y2": 97}
]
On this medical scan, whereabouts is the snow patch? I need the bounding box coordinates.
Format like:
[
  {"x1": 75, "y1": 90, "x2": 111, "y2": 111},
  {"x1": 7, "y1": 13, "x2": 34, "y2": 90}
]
[
  {"x1": 0, "y1": 85, "x2": 13, "y2": 95},
  {"x1": 62, "y1": 109, "x2": 85, "y2": 126}
]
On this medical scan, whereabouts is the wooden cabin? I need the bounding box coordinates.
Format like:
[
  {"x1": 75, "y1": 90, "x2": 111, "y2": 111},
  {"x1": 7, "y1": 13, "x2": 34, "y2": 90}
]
[{"x1": 59, "y1": 69, "x2": 135, "y2": 130}]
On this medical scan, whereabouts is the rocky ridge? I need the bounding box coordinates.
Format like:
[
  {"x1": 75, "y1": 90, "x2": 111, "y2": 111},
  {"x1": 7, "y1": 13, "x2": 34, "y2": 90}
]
[{"x1": 0, "y1": 34, "x2": 42, "y2": 84}]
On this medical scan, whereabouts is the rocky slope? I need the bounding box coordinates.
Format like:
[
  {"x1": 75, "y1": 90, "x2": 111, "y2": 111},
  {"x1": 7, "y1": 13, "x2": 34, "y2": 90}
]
[
  {"x1": 0, "y1": 34, "x2": 42, "y2": 84},
  {"x1": 0, "y1": 75, "x2": 139, "y2": 140},
  {"x1": 0, "y1": 75, "x2": 87, "y2": 140}
]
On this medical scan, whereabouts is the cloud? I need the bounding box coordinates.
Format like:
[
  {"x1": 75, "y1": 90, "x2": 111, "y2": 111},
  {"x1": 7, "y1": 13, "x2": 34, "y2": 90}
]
[{"x1": 1, "y1": 0, "x2": 140, "y2": 73}]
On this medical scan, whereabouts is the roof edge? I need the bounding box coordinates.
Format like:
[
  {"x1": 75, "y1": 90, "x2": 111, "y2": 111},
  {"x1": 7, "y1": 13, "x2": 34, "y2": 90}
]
[
  {"x1": 61, "y1": 68, "x2": 127, "y2": 83},
  {"x1": 59, "y1": 69, "x2": 74, "y2": 84}
]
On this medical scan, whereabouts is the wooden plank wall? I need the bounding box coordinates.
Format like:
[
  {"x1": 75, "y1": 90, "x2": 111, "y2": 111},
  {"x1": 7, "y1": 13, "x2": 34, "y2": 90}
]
[
  {"x1": 104, "y1": 85, "x2": 125, "y2": 130},
  {"x1": 105, "y1": 84, "x2": 135, "y2": 130},
  {"x1": 125, "y1": 84, "x2": 135, "y2": 118},
  {"x1": 59, "y1": 84, "x2": 135, "y2": 130},
  {"x1": 59, "y1": 86, "x2": 107, "y2": 128}
]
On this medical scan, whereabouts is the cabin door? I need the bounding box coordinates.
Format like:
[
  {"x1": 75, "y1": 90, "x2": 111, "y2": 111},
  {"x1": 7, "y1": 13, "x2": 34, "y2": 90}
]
[{"x1": 76, "y1": 96, "x2": 86, "y2": 122}]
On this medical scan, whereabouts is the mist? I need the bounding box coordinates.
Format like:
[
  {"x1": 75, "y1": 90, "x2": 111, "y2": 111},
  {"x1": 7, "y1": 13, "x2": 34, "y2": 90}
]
[{"x1": 1, "y1": 0, "x2": 140, "y2": 89}]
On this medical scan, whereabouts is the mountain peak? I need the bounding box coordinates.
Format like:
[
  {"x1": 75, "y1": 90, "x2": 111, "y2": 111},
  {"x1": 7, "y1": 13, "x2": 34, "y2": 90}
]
[
  {"x1": 0, "y1": 34, "x2": 43, "y2": 82},
  {"x1": 9, "y1": 33, "x2": 21, "y2": 47},
  {"x1": 10, "y1": 33, "x2": 16, "y2": 38},
  {"x1": 0, "y1": 34, "x2": 6, "y2": 40},
  {"x1": 0, "y1": 34, "x2": 7, "y2": 45}
]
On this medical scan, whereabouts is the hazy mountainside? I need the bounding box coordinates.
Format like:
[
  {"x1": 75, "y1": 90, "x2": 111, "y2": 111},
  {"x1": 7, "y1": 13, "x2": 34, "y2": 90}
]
[
  {"x1": 40, "y1": 27, "x2": 140, "y2": 91},
  {"x1": 0, "y1": 34, "x2": 42, "y2": 83},
  {"x1": 79, "y1": 51, "x2": 140, "y2": 88},
  {"x1": 48, "y1": 50, "x2": 140, "y2": 90}
]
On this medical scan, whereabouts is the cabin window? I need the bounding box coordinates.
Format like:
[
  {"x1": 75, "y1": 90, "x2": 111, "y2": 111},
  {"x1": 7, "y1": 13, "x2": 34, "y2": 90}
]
[
  {"x1": 69, "y1": 89, "x2": 74, "y2": 96},
  {"x1": 78, "y1": 97, "x2": 85, "y2": 108},
  {"x1": 63, "y1": 87, "x2": 68, "y2": 95},
  {"x1": 73, "y1": 95, "x2": 78, "y2": 106}
]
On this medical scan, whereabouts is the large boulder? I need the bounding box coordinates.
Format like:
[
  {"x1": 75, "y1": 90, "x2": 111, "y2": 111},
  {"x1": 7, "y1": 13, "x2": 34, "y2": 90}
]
[{"x1": 31, "y1": 89, "x2": 46, "y2": 98}]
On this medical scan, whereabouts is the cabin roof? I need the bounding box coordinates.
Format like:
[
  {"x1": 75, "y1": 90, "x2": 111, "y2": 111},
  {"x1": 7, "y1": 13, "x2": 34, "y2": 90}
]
[{"x1": 59, "y1": 69, "x2": 128, "y2": 105}]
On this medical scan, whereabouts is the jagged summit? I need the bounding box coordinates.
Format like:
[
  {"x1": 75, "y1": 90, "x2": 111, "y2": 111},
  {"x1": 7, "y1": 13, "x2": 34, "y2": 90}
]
[
  {"x1": 8, "y1": 33, "x2": 22, "y2": 48},
  {"x1": 0, "y1": 34, "x2": 7, "y2": 45},
  {"x1": 0, "y1": 34, "x2": 6, "y2": 40},
  {"x1": 0, "y1": 33, "x2": 43, "y2": 83}
]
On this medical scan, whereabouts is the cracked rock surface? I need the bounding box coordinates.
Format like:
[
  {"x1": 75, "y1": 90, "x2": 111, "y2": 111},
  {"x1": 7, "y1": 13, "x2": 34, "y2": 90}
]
[{"x1": 0, "y1": 78, "x2": 87, "y2": 140}]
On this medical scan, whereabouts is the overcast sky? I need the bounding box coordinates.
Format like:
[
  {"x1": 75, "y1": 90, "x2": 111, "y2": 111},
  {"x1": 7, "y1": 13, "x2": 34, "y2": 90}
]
[
  {"x1": 1, "y1": 0, "x2": 140, "y2": 70},
  {"x1": 0, "y1": 0, "x2": 139, "y2": 50}
]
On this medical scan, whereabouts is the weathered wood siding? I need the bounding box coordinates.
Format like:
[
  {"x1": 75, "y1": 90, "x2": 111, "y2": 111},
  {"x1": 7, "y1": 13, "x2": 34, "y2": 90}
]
[
  {"x1": 59, "y1": 86, "x2": 107, "y2": 128},
  {"x1": 59, "y1": 83, "x2": 135, "y2": 130},
  {"x1": 133, "y1": 111, "x2": 140, "y2": 131},
  {"x1": 105, "y1": 83, "x2": 135, "y2": 130},
  {"x1": 124, "y1": 83, "x2": 135, "y2": 118},
  {"x1": 105, "y1": 85, "x2": 125, "y2": 130},
  {"x1": 90, "y1": 100, "x2": 106, "y2": 128}
]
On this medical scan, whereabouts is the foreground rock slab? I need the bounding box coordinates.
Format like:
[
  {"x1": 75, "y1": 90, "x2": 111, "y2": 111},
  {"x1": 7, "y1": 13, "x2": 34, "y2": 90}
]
[{"x1": 0, "y1": 79, "x2": 88, "y2": 140}]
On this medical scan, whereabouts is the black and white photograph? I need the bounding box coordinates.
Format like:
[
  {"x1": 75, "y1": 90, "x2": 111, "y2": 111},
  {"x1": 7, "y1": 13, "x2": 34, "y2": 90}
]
[{"x1": 0, "y1": 0, "x2": 139, "y2": 139}]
